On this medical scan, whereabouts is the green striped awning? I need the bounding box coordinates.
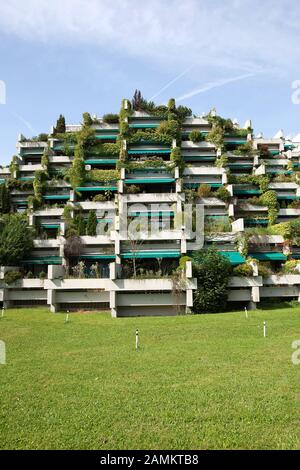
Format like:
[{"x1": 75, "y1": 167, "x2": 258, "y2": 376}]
[
  {"x1": 219, "y1": 251, "x2": 246, "y2": 265},
  {"x1": 121, "y1": 250, "x2": 180, "y2": 259},
  {"x1": 128, "y1": 149, "x2": 170, "y2": 155},
  {"x1": 21, "y1": 256, "x2": 62, "y2": 265},
  {"x1": 124, "y1": 178, "x2": 175, "y2": 184},
  {"x1": 249, "y1": 252, "x2": 287, "y2": 261},
  {"x1": 76, "y1": 186, "x2": 117, "y2": 192}
]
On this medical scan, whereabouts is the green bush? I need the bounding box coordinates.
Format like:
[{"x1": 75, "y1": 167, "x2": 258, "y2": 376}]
[
  {"x1": 281, "y1": 260, "x2": 299, "y2": 274},
  {"x1": 189, "y1": 130, "x2": 204, "y2": 143},
  {"x1": 0, "y1": 214, "x2": 34, "y2": 266},
  {"x1": 86, "y1": 210, "x2": 97, "y2": 236},
  {"x1": 39, "y1": 271, "x2": 47, "y2": 280},
  {"x1": 3, "y1": 270, "x2": 22, "y2": 285},
  {"x1": 216, "y1": 186, "x2": 231, "y2": 202},
  {"x1": 233, "y1": 263, "x2": 253, "y2": 277},
  {"x1": 197, "y1": 184, "x2": 212, "y2": 198},
  {"x1": 102, "y1": 113, "x2": 119, "y2": 124},
  {"x1": 192, "y1": 248, "x2": 232, "y2": 313}
]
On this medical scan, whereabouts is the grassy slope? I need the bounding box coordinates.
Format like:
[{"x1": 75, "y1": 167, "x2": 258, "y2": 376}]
[{"x1": 0, "y1": 307, "x2": 299, "y2": 450}]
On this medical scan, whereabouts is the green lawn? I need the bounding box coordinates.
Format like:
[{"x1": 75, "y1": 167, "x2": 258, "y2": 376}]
[{"x1": 0, "y1": 307, "x2": 299, "y2": 450}]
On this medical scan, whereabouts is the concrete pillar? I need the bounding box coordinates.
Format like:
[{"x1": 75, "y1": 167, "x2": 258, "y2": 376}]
[{"x1": 248, "y1": 301, "x2": 257, "y2": 310}]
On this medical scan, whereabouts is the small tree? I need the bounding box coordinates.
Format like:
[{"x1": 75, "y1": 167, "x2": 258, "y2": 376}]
[
  {"x1": 54, "y1": 114, "x2": 66, "y2": 134},
  {"x1": 0, "y1": 184, "x2": 10, "y2": 213},
  {"x1": 82, "y1": 112, "x2": 93, "y2": 127},
  {"x1": 68, "y1": 143, "x2": 86, "y2": 189},
  {"x1": 0, "y1": 214, "x2": 34, "y2": 266},
  {"x1": 86, "y1": 210, "x2": 97, "y2": 236},
  {"x1": 192, "y1": 247, "x2": 232, "y2": 313}
]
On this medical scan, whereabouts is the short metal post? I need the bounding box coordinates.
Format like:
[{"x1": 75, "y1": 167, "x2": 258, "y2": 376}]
[{"x1": 136, "y1": 329, "x2": 139, "y2": 351}]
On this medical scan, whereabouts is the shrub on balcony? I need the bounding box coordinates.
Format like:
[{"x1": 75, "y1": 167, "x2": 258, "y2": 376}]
[
  {"x1": 216, "y1": 186, "x2": 231, "y2": 203},
  {"x1": 3, "y1": 270, "x2": 23, "y2": 285},
  {"x1": 68, "y1": 143, "x2": 86, "y2": 189},
  {"x1": 9, "y1": 155, "x2": 19, "y2": 179},
  {"x1": 189, "y1": 130, "x2": 204, "y2": 143},
  {"x1": 206, "y1": 124, "x2": 225, "y2": 150},
  {"x1": 197, "y1": 184, "x2": 212, "y2": 198},
  {"x1": 0, "y1": 214, "x2": 34, "y2": 266},
  {"x1": 259, "y1": 190, "x2": 279, "y2": 225},
  {"x1": 88, "y1": 169, "x2": 119, "y2": 183},
  {"x1": 192, "y1": 247, "x2": 232, "y2": 313},
  {"x1": 93, "y1": 194, "x2": 108, "y2": 202},
  {"x1": 157, "y1": 120, "x2": 180, "y2": 140},
  {"x1": 233, "y1": 263, "x2": 253, "y2": 277},
  {"x1": 39, "y1": 271, "x2": 47, "y2": 280},
  {"x1": 125, "y1": 184, "x2": 140, "y2": 194},
  {"x1": 281, "y1": 260, "x2": 299, "y2": 274},
  {"x1": 170, "y1": 147, "x2": 184, "y2": 173},
  {"x1": 86, "y1": 210, "x2": 97, "y2": 236},
  {"x1": 215, "y1": 154, "x2": 228, "y2": 168},
  {"x1": 103, "y1": 113, "x2": 119, "y2": 124}
]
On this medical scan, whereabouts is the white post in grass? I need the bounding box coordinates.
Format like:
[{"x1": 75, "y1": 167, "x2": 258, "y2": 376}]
[
  {"x1": 244, "y1": 306, "x2": 248, "y2": 319},
  {"x1": 263, "y1": 321, "x2": 266, "y2": 338},
  {"x1": 136, "y1": 329, "x2": 139, "y2": 351},
  {"x1": 65, "y1": 310, "x2": 70, "y2": 323}
]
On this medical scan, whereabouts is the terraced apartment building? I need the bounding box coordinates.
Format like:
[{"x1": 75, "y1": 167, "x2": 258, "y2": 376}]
[{"x1": 1, "y1": 97, "x2": 300, "y2": 316}]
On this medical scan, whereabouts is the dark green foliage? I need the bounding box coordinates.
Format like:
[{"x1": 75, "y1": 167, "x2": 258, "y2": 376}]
[
  {"x1": 82, "y1": 112, "x2": 93, "y2": 127},
  {"x1": 102, "y1": 113, "x2": 119, "y2": 124},
  {"x1": 3, "y1": 270, "x2": 22, "y2": 285},
  {"x1": 192, "y1": 248, "x2": 232, "y2": 313},
  {"x1": 53, "y1": 114, "x2": 66, "y2": 134},
  {"x1": 0, "y1": 214, "x2": 34, "y2": 266},
  {"x1": 86, "y1": 210, "x2": 97, "y2": 236},
  {"x1": 216, "y1": 186, "x2": 231, "y2": 202},
  {"x1": 74, "y1": 212, "x2": 86, "y2": 236},
  {"x1": 189, "y1": 130, "x2": 204, "y2": 143},
  {"x1": 0, "y1": 184, "x2": 10, "y2": 213},
  {"x1": 68, "y1": 144, "x2": 86, "y2": 189}
]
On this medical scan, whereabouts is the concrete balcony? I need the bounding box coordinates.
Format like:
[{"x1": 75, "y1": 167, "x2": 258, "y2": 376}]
[
  {"x1": 228, "y1": 276, "x2": 263, "y2": 287},
  {"x1": 80, "y1": 235, "x2": 113, "y2": 245},
  {"x1": 78, "y1": 201, "x2": 115, "y2": 210},
  {"x1": 49, "y1": 156, "x2": 72, "y2": 164},
  {"x1": 120, "y1": 193, "x2": 180, "y2": 203},
  {"x1": 19, "y1": 164, "x2": 44, "y2": 172},
  {"x1": 279, "y1": 208, "x2": 300, "y2": 217},
  {"x1": 33, "y1": 239, "x2": 61, "y2": 248},
  {"x1": 184, "y1": 166, "x2": 224, "y2": 176},
  {"x1": 181, "y1": 141, "x2": 214, "y2": 150},
  {"x1": 33, "y1": 208, "x2": 64, "y2": 217}
]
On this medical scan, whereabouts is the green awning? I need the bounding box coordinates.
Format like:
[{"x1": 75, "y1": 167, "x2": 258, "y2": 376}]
[
  {"x1": 78, "y1": 254, "x2": 115, "y2": 260},
  {"x1": 129, "y1": 124, "x2": 159, "y2": 129},
  {"x1": 41, "y1": 224, "x2": 60, "y2": 229},
  {"x1": 85, "y1": 159, "x2": 117, "y2": 165},
  {"x1": 21, "y1": 256, "x2": 62, "y2": 265},
  {"x1": 43, "y1": 195, "x2": 70, "y2": 200},
  {"x1": 124, "y1": 178, "x2": 175, "y2": 184},
  {"x1": 76, "y1": 186, "x2": 117, "y2": 192},
  {"x1": 128, "y1": 149, "x2": 170, "y2": 155},
  {"x1": 121, "y1": 250, "x2": 180, "y2": 259},
  {"x1": 219, "y1": 251, "x2": 246, "y2": 265},
  {"x1": 94, "y1": 135, "x2": 117, "y2": 140},
  {"x1": 249, "y1": 252, "x2": 287, "y2": 261}
]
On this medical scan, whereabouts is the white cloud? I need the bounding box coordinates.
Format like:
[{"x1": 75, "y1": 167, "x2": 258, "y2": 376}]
[
  {"x1": 176, "y1": 72, "x2": 256, "y2": 101},
  {"x1": 0, "y1": 0, "x2": 299, "y2": 77}
]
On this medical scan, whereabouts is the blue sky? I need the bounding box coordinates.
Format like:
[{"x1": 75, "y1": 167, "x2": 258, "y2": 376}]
[{"x1": 1, "y1": 0, "x2": 300, "y2": 164}]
